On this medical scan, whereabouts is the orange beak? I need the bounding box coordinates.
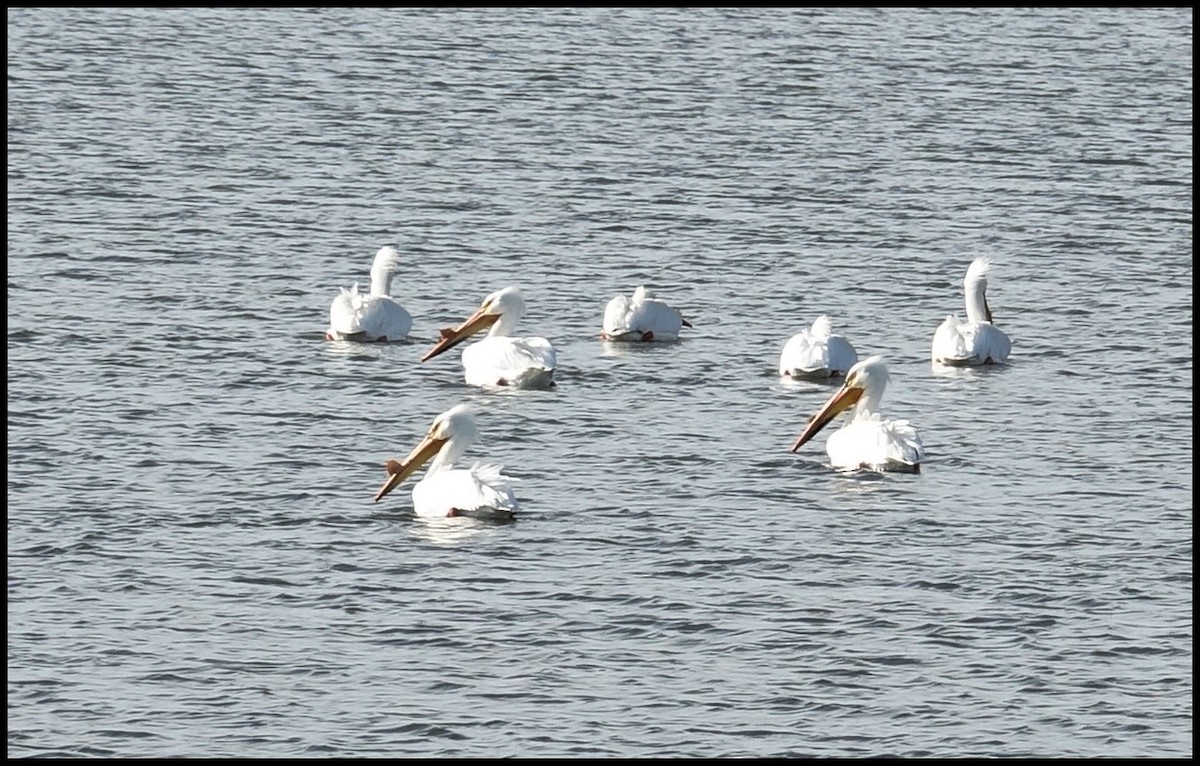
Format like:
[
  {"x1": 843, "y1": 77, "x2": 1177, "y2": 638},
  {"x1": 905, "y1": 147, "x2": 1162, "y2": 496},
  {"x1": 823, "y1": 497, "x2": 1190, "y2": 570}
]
[
  {"x1": 420, "y1": 306, "x2": 500, "y2": 362},
  {"x1": 373, "y1": 434, "x2": 448, "y2": 503},
  {"x1": 790, "y1": 384, "x2": 863, "y2": 452}
]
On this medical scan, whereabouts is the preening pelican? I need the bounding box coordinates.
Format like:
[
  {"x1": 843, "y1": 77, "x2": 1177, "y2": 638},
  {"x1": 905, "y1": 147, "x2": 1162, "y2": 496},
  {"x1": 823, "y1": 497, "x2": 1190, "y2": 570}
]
[
  {"x1": 790, "y1": 355, "x2": 924, "y2": 473},
  {"x1": 421, "y1": 286, "x2": 557, "y2": 389},
  {"x1": 373, "y1": 403, "x2": 519, "y2": 519},
  {"x1": 779, "y1": 315, "x2": 859, "y2": 380},
  {"x1": 931, "y1": 257, "x2": 1011, "y2": 366},
  {"x1": 326, "y1": 246, "x2": 413, "y2": 342},
  {"x1": 601, "y1": 286, "x2": 693, "y2": 342}
]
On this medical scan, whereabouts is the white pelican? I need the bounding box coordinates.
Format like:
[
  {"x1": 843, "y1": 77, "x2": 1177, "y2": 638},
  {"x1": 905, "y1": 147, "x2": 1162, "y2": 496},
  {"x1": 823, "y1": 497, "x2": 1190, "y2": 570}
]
[
  {"x1": 789, "y1": 355, "x2": 924, "y2": 473},
  {"x1": 779, "y1": 315, "x2": 859, "y2": 380},
  {"x1": 601, "y1": 286, "x2": 693, "y2": 342},
  {"x1": 325, "y1": 246, "x2": 413, "y2": 342},
  {"x1": 931, "y1": 257, "x2": 1012, "y2": 366},
  {"x1": 421, "y1": 286, "x2": 557, "y2": 389},
  {"x1": 373, "y1": 403, "x2": 519, "y2": 519}
]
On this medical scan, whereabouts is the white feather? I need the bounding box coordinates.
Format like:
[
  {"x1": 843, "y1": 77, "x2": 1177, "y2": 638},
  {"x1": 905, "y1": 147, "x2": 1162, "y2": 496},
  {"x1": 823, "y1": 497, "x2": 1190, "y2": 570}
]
[
  {"x1": 779, "y1": 315, "x2": 859, "y2": 379},
  {"x1": 931, "y1": 259, "x2": 1011, "y2": 365},
  {"x1": 601, "y1": 285, "x2": 690, "y2": 342},
  {"x1": 327, "y1": 246, "x2": 413, "y2": 342}
]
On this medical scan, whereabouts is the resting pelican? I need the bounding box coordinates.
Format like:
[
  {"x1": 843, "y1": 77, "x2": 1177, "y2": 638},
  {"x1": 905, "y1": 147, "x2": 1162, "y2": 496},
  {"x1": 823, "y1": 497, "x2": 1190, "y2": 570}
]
[
  {"x1": 421, "y1": 286, "x2": 557, "y2": 388},
  {"x1": 779, "y1": 315, "x2": 859, "y2": 380},
  {"x1": 373, "y1": 403, "x2": 519, "y2": 519},
  {"x1": 789, "y1": 355, "x2": 924, "y2": 473},
  {"x1": 931, "y1": 257, "x2": 1012, "y2": 366},
  {"x1": 601, "y1": 286, "x2": 693, "y2": 342},
  {"x1": 325, "y1": 246, "x2": 413, "y2": 342}
]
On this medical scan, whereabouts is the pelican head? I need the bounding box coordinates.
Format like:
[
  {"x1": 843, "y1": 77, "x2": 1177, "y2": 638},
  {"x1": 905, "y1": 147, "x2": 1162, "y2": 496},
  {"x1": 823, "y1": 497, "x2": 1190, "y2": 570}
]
[
  {"x1": 790, "y1": 355, "x2": 889, "y2": 452},
  {"x1": 373, "y1": 404, "x2": 478, "y2": 503},
  {"x1": 421, "y1": 286, "x2": 526, "y2": 362},
  {"x1": 963, "y1": 257, "x2": 995, "y2": 324},
  {"x1": 368, "y1": 245, "x2": 402, "y2": 297}
]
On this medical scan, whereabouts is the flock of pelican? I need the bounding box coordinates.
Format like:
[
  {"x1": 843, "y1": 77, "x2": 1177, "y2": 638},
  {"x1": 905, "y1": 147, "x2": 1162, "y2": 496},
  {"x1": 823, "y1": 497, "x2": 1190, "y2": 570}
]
[{"x1": 326, "y1": 253, "x2": 1011, "y2": 518}]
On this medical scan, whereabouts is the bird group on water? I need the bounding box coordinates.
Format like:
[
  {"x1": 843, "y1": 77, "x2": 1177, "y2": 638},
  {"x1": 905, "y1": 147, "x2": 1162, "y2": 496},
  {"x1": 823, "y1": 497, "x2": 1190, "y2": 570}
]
[{"x1": 326, "y1": 250, "x2": 1012, "y2": 519}]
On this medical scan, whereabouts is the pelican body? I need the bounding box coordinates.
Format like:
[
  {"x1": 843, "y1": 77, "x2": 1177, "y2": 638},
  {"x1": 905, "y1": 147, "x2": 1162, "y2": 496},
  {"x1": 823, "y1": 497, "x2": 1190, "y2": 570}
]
[
  {"x1": 779, "y1": 315, "x2": 859, "y2": 379},
  {"x1": 421, "y1": 286, "x2": 557, "y2": 389},
  {"x1": 931, "y1": 257, "x2": 1011, "y2": 366},
  {"x1": 601, "y1": 286, "x2": 692, "y2": 342},
  {"x1": 790, "y1": 355, "x2": 923, "y2": 473},
  {"x1": 326, "y1": 246, "x2": 413, "y2": 342},
  {"x1": 373, "y1": 404, "x2": 519, "y2": 519}
]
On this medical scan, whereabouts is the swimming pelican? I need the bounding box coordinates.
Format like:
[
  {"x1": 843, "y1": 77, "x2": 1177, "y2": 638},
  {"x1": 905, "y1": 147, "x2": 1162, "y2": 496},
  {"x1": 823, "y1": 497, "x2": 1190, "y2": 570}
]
[
  {"x1": 601, "y1": 286, "x2": 693, "y2": 342},
  {"x1": 779, "y1": 315, "x2": 859, "y2": 380},
  {"x1": 421, "y1": 286, "x2": 557, "y2": 388},
  {"x1": 931, "y1": 257, "x2": 1012, "y2": 366},
  {"x1": 789, "y1": 355, "x2": 924, "y2": 473},
  {"x1": 373, "y1": 403, "x2": 519, "y2": 519},
  {"x1": 325, "y1": 246, "x2": 413, "y2": 342}
]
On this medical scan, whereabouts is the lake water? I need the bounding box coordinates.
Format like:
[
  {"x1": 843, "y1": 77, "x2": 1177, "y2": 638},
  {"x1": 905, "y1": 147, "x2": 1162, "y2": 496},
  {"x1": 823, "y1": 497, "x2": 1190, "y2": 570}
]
[{"x1": 7, "y1": 7, "x2": 1192, "y2": 758}]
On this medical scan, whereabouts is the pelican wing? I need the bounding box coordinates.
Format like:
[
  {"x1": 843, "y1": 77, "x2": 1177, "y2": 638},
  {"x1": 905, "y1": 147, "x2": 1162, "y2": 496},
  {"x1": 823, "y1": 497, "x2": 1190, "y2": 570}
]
[
  {"x1": 780, "y1": 317, "x2": 858, "y2": 377},
  {"x1": 779, "y1": 330, "x2": 827, "y2": 376},
  {"x1": 329, "y1": 282, "x2": 412, "y2": 342},
  {"x1": 355, "y1": 297, "x2": 413, "y2": 341},
  {"x1": 602, "y1": 294, "x2": 634, "y2": 336},
  {"x1": 825, "y1": 336, "x2": 858, "y2": 377},
  {"x1": 932, "y1": 315, "x2": 1011, "y2": 365},
  {"x1": 603, "y1": 289, "x2": 689, "y2": 341},
  {"x1": 626, "y1": 299, "x2": 686, "y2": 340},
  {"x1": 931, "y1": 314, "x2": 973, "y2": 364},
  {"x1": 328, "y1": 283, "x2": 367, "y2": 337},
  {"x1": 826, "y1": 414, "x2": 923, "y2": 472},
  {"x1": 464, "y1": 462, "x2": 520, "y2": 512},
  {"x1": 462, "y1": 336, "x2": 557, "y2": 388},
  {"x1": 780, "y1": 332, "x2": 857, "y2": 377},
  {"x1": 876, "y1": 417, "x2": 924, "y2": 468},
  {"x1": 971, "y1": 323, "x2": 1011, "y2": 364},
  {"x1": 412, "y1": 463, "x2": 520, "y2": 518}
]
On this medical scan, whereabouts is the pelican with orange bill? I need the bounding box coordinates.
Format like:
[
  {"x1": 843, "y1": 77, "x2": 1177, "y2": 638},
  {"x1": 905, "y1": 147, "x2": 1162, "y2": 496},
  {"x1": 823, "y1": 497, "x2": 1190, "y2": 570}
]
[
  {"x1": 373, "y1": 404, "x2": 519, "y2": 519},
  {"x1": 789, "y1": 355, "x2": 924, "y2": 473},
  {"x1": 421, "y1": 286, "x2": 557, "y2": 389}
]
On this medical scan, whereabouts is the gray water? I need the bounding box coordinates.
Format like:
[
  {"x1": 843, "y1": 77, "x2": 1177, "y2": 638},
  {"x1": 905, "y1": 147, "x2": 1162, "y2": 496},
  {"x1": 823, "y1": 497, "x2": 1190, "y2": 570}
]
[{"x1": 6, "y1": 7, "x2": 1192, "y2": 759}]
